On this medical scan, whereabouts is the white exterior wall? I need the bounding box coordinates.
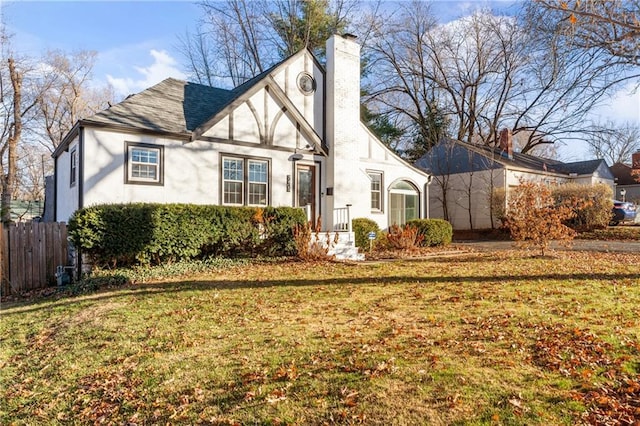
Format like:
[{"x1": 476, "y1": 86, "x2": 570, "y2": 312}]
[
  {"x1": 353, "y1": 126, "x2": 430, "y2": 230},
  {"x1": 275, "y1": 52, "x2": 324, "y2": 140},
  {"x1": 323, "y1": 35, "x2": 430, "y2": 230},
  {"x1": 507, "y1": 170, "x2": 569, "y2": 187},
  {"x1": 429, "y1": 169, "x2": 506, "y2": 230},
  {"x1": 617, "y1": 184, "x2": 640, "y2": 203},
  {"x1": 82, "y1": 129, "x2": 217, "y2": 210},
  {"x1": 326, "y1": 35, "x2": 362, "y2": 229},
  {"x1": 432, "y1": 168, "x2": 615, "y2": 230},
  {"x1": 56, "y1": 39, "x2": 431, "y2": 230},
  {"x1": 58, "y1": 127, "x2": 322, "y2": 223},
  {"x1": 55, "y1": 137, "x2": 79, "y2": 222}
]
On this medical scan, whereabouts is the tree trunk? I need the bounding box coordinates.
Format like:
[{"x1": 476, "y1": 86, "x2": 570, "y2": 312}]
[{"x1": 2, "y1": 58, "x2": 22, "y2": 224}]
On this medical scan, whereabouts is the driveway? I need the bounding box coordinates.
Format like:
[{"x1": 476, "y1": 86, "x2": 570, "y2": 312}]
[{"x1": 455, "y1": 239, "x2": 640, "y2": 253}]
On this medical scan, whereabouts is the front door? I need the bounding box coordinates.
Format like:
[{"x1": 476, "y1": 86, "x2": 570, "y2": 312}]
[{"x1": 296, "y1": 164, "x2": 316, "y2": 225}]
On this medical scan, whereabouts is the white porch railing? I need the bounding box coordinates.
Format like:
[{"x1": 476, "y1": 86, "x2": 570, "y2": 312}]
[{"x1": 333, "y1": 204, "x2": 352, "y2": 232}]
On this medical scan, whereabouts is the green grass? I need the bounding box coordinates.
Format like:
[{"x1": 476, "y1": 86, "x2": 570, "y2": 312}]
[{"x1": 1, "y1": 250, "x2": 639, "y2": 425}]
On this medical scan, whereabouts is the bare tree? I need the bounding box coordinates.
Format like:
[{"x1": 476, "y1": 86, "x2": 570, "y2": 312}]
[
  {"x1": 532, "y1": 0, "x2": 640, "y2": 68},
  {"x1": 15, "y1": 144, "x2": 51, "y2": 201},
  {"x1": 177, "y1": 27, "x2": 217, "y2": 86},
  {"x1": 179, "y1": 0, "x2": 357, "y2": 87},
  {"x1": 0, "y1": 56, "x2": 47, "y2": 223},
  {"x1": 1, "y1": 25, "x2": 112, "y2": 221},
  {"x1": 366, "y1": 2, "x2": 631, "y2": 156},
  {"x1": 585, "y1": 121, "x2": 640, "y2": 165},
  {"x1": 36, "y1": 49, "x2": 114, "y2": 153}
]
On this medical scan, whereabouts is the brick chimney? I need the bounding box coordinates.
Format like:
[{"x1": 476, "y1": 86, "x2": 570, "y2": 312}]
[
  {"x1": 499, "y1": 128, "x2": 513, "y2": 159},
  {"x1": 632, "y1": 150, "x2": 640, "y2": 169}
]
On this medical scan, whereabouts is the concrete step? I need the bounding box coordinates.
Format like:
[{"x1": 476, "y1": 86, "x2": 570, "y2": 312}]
[{"x1": 311, "y1": 232, "x2": 364, "y2": 261}]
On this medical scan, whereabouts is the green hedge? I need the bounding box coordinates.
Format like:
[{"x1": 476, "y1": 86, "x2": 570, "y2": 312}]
[
  {"x1": 352, "y1": 218, "x2": 380, "y2": 248},
  {"x1": 406, "y1": 219, "x2": 453, "y2": 246},
  {"x1": 68, "y1": 203, "x2": 306, "y2": 267}
]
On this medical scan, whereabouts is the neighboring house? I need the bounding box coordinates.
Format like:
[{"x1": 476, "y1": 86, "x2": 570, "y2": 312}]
[
  {"x1": 9, "y1": 200, "x2": 44, "y2": 222},
  {"x1": 416, "y1": 132, "x2": 615, "y2": 230},
  {"x1": 611, "y1": 153, "x2": 640, "y2": 203},
  {"x1": 52, "y1": 35, "x2": 430, "y2": 234}
]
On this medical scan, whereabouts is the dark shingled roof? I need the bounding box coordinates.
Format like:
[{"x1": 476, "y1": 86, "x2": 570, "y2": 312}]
[
  {"x1": 83, "y1": 78, "x2": 235, "y2": 135},
  {"x1": 417, "y1": 139, "x2": 612, "y2": 179},
  {"x1": 553, "y1": 159, "x2": 607, "y2": 175},
  {"x1": 82, "y1": 53, "x2": 296, "y2": 137}
]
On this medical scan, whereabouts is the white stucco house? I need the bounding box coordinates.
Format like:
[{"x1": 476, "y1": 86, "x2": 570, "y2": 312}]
[
  {"x1": 416, "y1": 133, "x2": 615, "y2": 230},
  {"x1": 52, "y1": 35, "x2": 430, "y2": 236}
]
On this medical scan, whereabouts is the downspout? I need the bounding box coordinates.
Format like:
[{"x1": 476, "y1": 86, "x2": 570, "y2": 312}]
[
  {"x1": 76, "y1": 126, "x2": 84, "y2": 280},
  {"x1": 503, "y1": 168, "x2": 508, "y2": 217},
  {"x1": 53, "y1": 154, "x2": 58, "y2": 222},
  {"x1": 425, "y1": 175, "x2": 432, "y2": 219},
  {"x1": 78, "y1": 126, "x2": 84, "y2": 209}
]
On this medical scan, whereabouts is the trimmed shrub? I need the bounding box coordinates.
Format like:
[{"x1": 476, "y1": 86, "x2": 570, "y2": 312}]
[
  {"x1": 68, "y1": 203, "x2": 306, "y2": 267},
  {"x1": 260, "y1": 207, "x2": 308, "y2": 256},
  {"x1": 352, "y1": 218, "x2": 380, "y2": 248},
  {"x1": 406, "y1": 219, "x2": 453, "y2": 246},
  {"x1": 552, "y1": 183, "x2": 612, "y2": 231}
]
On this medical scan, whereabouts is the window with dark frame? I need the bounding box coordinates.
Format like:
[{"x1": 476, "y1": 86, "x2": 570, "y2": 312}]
[
  {"x1": 223, "y1": 157, "x2": 244, "y2": 205},
  {"x1": 70, "y1": 148, "x2": 77, "y2": 186},
  {"x1": 369, "y1": 172, "x2": 382, "y2": 211},
  {"x1": 125, "y1": 142, "x2": 163, "y2": 185},
  {"x1": 248, "y1": 160, "x2": 268, "y2": 205},
  {"x1": 222, "y1": 156, "x2": 269, "y2": 206}
]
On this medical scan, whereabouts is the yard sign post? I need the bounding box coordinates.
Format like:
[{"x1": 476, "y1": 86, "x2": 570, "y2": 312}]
[{"x1": 368, "y1": 231, "x2": 376, "y2": 252}]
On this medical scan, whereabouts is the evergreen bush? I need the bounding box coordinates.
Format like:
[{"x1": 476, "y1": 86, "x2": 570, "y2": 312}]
[
  {"x1": 68, "y1": 203, "x2": 306, "y2": 267},
  {"x1": 406, "y1": 218, "x2": 453, "y2": 246},
  {"x1": 352, "y1": 218, "x2": 380, "y2": 248}
]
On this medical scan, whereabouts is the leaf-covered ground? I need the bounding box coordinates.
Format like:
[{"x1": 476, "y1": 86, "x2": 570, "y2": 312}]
[
  {"x1": 1, "y1": 250, "x2": 639, "y2": 425},
  {"x1": 578, "y1": 226, "x2": 640, "y2": 241}
]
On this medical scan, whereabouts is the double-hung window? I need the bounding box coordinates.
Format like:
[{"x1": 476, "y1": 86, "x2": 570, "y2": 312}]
[
  {"x1": 369, "y1": 172, "x2": 383, "y2": 211},
  {"x1": 223, "y1": 158, "x2": 244, "y2": 204},
  {"x1": 125, "y1": 142, "x2": 163, "y2": 185},
  {"x1": 248, "y1": 160, "x2": 268, "y2": 205},
  {"x1": 222, "y1": 156, "x2": 269, "y2": 206}
]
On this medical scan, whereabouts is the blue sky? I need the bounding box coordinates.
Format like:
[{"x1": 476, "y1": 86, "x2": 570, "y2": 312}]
[
  {"x1": 2, "y1": 0, "x2": 638, "y2": 161},
  {"x1": 2, "y1": 1, "x2": 201, "y2": 95},
  {"x1": 0, "y1": 0, "x2": 522, "y2": 96}
]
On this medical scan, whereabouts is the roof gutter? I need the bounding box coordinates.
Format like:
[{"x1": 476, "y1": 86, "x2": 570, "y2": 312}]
[{"x1": 52, "y1": 122, "x2": 81, "y2": 158}]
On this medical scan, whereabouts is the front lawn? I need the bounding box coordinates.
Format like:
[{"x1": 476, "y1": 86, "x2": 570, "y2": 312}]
[{"x1": 1, "y1": 250, "x2": 639, "y2": 425}]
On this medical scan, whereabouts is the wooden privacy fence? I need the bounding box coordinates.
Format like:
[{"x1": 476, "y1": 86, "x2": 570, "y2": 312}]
[{"x1": 0, "y1": 222, "x2": 68, "y2": 296}]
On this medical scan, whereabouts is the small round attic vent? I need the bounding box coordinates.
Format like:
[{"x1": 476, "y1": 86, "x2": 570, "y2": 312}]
[{"x1": 297, "y1": 72, "x2": 316, "y2": 95}]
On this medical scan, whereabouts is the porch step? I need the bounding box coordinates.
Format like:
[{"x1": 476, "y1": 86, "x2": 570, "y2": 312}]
[{"x1": 313, "y1": 232, "x2": 365, "y2": 261}]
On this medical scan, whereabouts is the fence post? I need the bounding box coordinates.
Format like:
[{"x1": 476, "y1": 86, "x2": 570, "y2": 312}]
[{"x1": 0, "y1": 225, "x2": 4, "y2": 296}]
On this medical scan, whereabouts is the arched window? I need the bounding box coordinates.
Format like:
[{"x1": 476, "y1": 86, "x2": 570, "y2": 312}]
[{"x1": 389, "y1": 180, "x2": 419, "y2": 226}]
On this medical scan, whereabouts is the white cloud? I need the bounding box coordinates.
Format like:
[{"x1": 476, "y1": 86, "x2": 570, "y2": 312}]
[{"x1": 106, "y1": 49, "x2": 186, "y2": 96}]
